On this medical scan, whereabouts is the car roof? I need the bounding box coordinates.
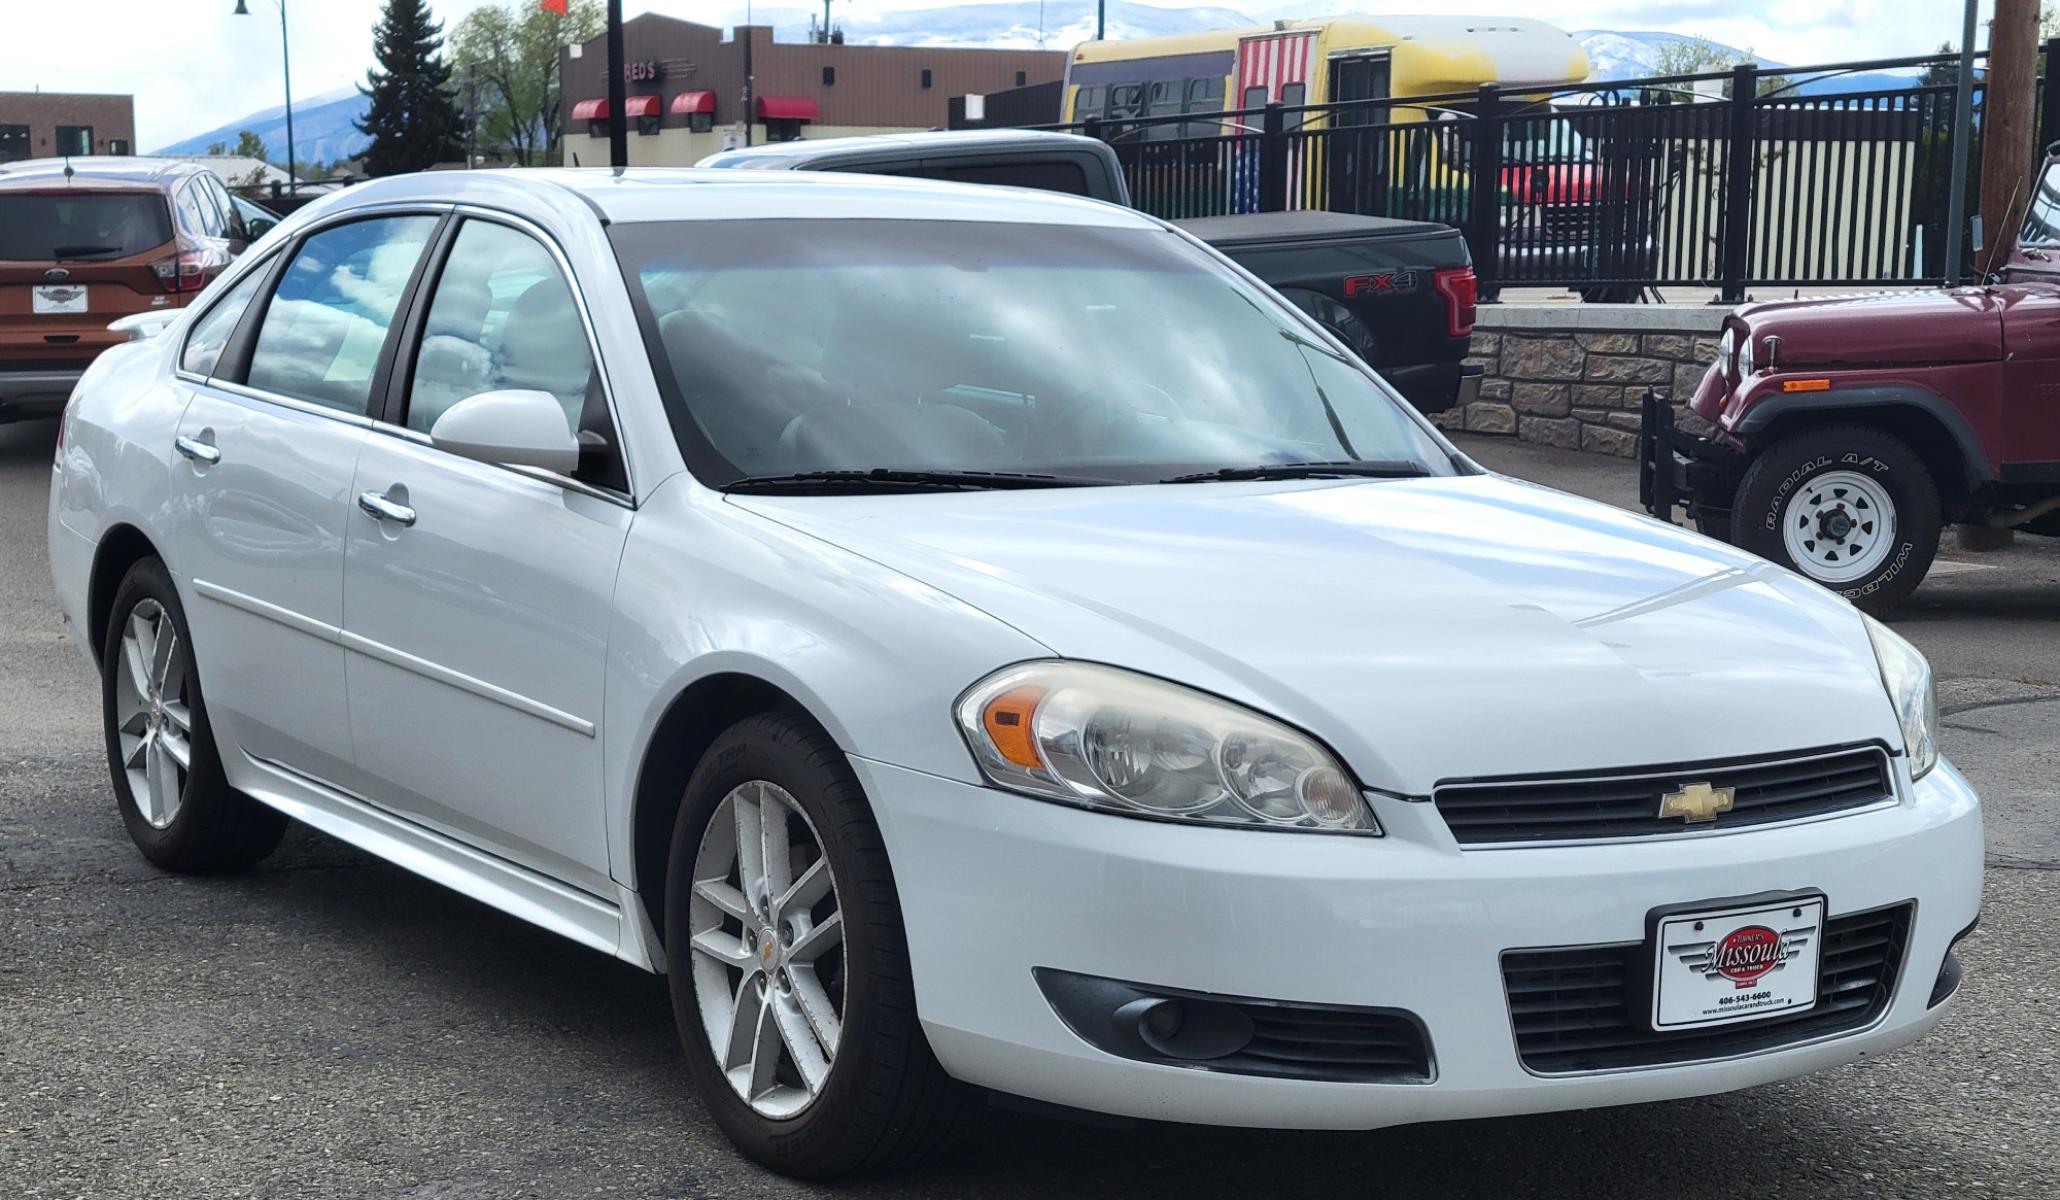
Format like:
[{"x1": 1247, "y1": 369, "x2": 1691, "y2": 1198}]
[
  {"x1": 0, "y1": 156, "x2": 210, "y2": 191},
  {"x1": 698, "y1": 128, "x2": 1105, "y2": 168},
  {"x1": 302, "y1": 166, "x2": 1158, "y2": 230}
]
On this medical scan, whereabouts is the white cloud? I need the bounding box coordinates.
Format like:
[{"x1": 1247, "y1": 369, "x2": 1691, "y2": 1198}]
[{"x1": 0, "y1": 0, "x2": 1990, "y2": 151}]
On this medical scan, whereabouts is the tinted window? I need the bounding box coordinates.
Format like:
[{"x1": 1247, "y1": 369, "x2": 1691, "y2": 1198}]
[
  {"x1": 181, "y1": 267, "x2": 268, "y2": 376},
  {"x1": 0, "y1": 125, "x2": 28, "y2": 161},
  {"x1": 0, "y1": 193, "x2": 173, "y2": 261},
  {"x1": 1075, "y1": 85, "x2": 1103, "y2": 120},
  {"x1": 245, "y1": 216, "x2": 437, "y2": 416},
  {"x1": 407, "y1": 220, "x2": 594, "y2": 435},
  {"x1": 615, "y1": 219, "x2": 1449, "y2": 486}
]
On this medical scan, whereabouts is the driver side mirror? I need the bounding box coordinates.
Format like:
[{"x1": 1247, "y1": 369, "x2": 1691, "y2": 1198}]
[{"x1": 429, "y1": 389, "x2": 581, "y2": 474}]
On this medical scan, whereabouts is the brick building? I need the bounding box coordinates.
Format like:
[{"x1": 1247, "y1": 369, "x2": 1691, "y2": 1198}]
[
  {"x1": 0, "y1": 92, "x2": 136, "y2": 162},
  {"x1": 559, "y1": 15, "x2": 1065, "y2": 166}
]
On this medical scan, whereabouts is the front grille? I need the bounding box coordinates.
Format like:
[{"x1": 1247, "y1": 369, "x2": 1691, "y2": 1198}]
[
  {"x1": 1434, "y1": 745, "x2": 1892, "y2": 846},
  {"x1": 1502, "y1": 902, "x2": 1912, "y2": 1074}
]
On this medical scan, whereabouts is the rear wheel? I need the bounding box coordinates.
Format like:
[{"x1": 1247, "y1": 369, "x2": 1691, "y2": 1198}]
[
  {"x1": 664, "y1": 714, "x2": 967, "y2": 1178},
  {"x1": 100, "y1": 558, "x2": 286, "y2": 870},
  {"x1": 1732, "y1": 424, "x2": 1941, "y2": 612}
]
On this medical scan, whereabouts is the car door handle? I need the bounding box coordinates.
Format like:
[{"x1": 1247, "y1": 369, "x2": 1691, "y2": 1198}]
[
  {"x1": 174, "y1": 435, "x2": 219, "y2": 464},
  {"x1": 357, "y1": 490, "x2": 417, "y2": 528}
]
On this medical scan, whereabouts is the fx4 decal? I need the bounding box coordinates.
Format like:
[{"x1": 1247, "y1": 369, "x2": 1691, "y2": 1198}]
[{"x1": 1343, "y1": 270, "x2": 1418, "y2": 297}]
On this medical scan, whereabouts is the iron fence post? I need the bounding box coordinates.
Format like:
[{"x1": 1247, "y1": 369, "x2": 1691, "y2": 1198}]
[
  {"x1": 1717, "y1": 64, "x2": 1758, "y2": 304},
  {"x1": 1467, "y1": 84, "x2": 1503, "y2": 301},
  {"x1": 2042, "y1": 38, "x2": 2060, "y2": 149},
  {"x1": 1259, "y1": 103, "x2": 1289, "y2": 212}
]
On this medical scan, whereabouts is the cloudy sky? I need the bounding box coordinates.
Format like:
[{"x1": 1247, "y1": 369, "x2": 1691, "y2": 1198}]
[{"x1": 0, "y1": 0, "x2": 1990, "y2": 151}]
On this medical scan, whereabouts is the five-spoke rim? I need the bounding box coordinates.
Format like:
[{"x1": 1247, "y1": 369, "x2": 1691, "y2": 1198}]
[
  {"x1": 1783, "y1": 469, "x2": 1897, "y2": 585},
  {"x1": 113, "y1": 598, "x2": 192, "y2": 830},
  {"x1": 688, "y1": 780, "x2": 845, "y2": 1120}
]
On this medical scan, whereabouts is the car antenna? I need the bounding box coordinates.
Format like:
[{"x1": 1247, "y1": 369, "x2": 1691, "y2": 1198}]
[{"x1": 62, "y1": 156, "x2": 74, "y2": 181}]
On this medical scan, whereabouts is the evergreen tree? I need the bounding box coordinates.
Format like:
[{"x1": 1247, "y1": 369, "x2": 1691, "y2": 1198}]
[{"x1": 355, "y1": 0, "x2": 462, "y2": 176}]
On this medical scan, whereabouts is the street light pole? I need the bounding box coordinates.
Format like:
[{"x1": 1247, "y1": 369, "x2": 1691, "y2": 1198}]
[
  {"x1": 234, "y1": 0, "x2": 297, "y2": 194},
  {"x1": 1943, "y1": 0, "x2": 1979, "y2": 282},
  {"x1": 606, "y1": 0, "x2": 627, "y2": 169}
]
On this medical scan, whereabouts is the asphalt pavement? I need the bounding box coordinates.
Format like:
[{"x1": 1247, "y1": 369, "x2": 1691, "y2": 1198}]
[{"x1": 2, "y1": 417, "x2": 2056, "y2": 1198}]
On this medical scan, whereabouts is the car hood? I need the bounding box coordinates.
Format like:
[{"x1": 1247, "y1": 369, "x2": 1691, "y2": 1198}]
[
  {"x1": 1737, "y1": 287, "x2": 2001, "y2": 367},
  {"x1": 731, "y1": 475, "x2": 1902, "y2": 793}
]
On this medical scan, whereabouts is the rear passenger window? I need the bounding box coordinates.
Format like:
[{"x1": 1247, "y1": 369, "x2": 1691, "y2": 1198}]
[
  {"x1": 245, "y1": 216, "x2": 437, "y2": 416},
  {"x1": 180, "y1": 266, "x2": 267, "y2": 377},
  {"x1": 173, "y1": 183, "x2": 210, "y2": 238},
  {"x1": 406, "y1": 219, "x2": 595, "y2": 436}
]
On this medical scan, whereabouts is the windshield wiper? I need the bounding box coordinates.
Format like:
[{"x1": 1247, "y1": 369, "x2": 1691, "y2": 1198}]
[
  {"x1": 1163, "y1": 460, "x2": 1431, "y2": 484},
  {"x1": 723, "y1": 468, "x2": 1116, "y2": 493}
]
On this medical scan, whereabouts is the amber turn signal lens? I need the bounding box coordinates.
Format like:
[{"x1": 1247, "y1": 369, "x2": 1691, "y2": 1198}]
[
  {"x1": 1781, "y1": 378, "x2": 1831, "y2": 393},
  {"x1": 982, "y1": 686, "x2": 1047, "y2": 769}
]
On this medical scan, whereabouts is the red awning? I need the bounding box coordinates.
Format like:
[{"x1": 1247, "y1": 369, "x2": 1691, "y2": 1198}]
[
  {"x1": 571, "y1": 97, "x2": 608, "y2": 121},
  {"x1": 670, "y1": 91, "x2": 716, "y2": 116},
  {"x1": 755, "y1": 96, "x2": 819, "y2": 121},
  {"x1": 623, "y1": 94, "x2": 661, "y2": 119}
]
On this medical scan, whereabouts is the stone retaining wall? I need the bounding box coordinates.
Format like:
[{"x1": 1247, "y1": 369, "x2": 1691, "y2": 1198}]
[{"x1": 1430, "y1": 306, "x2": 1727, "y2": 457}]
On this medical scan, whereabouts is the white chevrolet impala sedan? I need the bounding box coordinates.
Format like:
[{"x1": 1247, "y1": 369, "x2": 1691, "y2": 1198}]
[{"x1": 48, "y1": 169, "x2": 1981, "y2": 1178}]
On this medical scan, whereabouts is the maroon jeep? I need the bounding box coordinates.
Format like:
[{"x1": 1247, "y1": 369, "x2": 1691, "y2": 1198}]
[{"x1": 1641, "y1": 165, "x2": 2060, "y2": 611}]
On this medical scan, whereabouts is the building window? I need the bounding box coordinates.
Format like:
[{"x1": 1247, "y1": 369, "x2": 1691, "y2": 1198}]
[
  {"x1": 0, "y1": 124, "x2": 28, "y2": 162},
  {"x1": 687, "y1": 112, "x2": 714, "y2": 134},
  {"x1": 921, "y1": 68, "x2": 933, "y2": 89},
  {"x1": 1016, "y1": 71, "x2": 1028, "y2": 87},
  {"x1": 823, "y1": 65, "x2": 835, "y2": 86},
  {"x1": 765, "y1": 118, "x2": 808, "y2": 143},
  {"x1": 107, "y1": 138, "x2": 130, "y2": 155},
  {"x1": 56, "y1": 125, "x2": 93, "y2": 156}
]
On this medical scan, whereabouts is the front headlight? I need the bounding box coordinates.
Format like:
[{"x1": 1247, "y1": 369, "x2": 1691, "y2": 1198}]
[
  {"x1": 1863, "y1": 616, "x2": 1938, "y2": 780},
  {"x1": 1719, "y1": 327, "x2": 1737, "y2": 373},
  {"x1": 955, "y1": 661, "x2": 1380, "y2": 834},
  {"x1": 1737, "y1": 328, "x2": 1756, "y2": 375}
]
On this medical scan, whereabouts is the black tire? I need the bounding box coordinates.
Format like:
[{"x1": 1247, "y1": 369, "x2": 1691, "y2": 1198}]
[
  {"x1": 100, "y1": 557, "x2": 287, "y2": 871},
  {"x1": 664, "y1": 713, "x2": 969, "y2": 1179},
  {"x1": 1732, "y1": 424, "x2": 1942, "y2": 613}
]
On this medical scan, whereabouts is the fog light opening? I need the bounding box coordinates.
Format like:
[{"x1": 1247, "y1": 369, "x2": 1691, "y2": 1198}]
[{"x1": 1119, "y1": 996, "x2": 1253, "y2": 1061}]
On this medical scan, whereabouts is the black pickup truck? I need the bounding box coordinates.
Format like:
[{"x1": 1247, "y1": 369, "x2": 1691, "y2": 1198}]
[{"x1": 698, "y1": 130, "x2": 1482, "y2": 415}]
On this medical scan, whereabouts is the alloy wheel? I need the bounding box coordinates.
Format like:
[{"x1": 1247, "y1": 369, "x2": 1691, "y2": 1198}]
[
  {"x1": 1782, "y1": 469, "x2": 1897, "y2": 585},
  {"x1": 112, "y1": 598, "x2": 192, "y2": 829},
  {"x1": 687, "y1": 780, "x2": 846, "y2": 1120}
]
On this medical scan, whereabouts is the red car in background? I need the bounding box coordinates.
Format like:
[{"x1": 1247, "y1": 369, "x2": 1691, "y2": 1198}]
[{"x1": 0, "y1": 158, "x2": 258, "y2": 424}]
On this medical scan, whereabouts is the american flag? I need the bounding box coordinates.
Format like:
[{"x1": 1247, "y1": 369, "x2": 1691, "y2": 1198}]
[{"x1": 1231, "y1": 31, "x2": 1316, "y2": 214}]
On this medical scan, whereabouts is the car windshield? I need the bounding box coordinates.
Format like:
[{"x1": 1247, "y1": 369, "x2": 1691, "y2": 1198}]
[
  {"x1": 0, "y1": 192, "x2": 175, "y2": 261},
  {"x1": 2021, "y1": 162, "x2": 2060, "y2": 247},
  {"x1": 611, "y1": 218, "x2": 1453, "y2": 487}
]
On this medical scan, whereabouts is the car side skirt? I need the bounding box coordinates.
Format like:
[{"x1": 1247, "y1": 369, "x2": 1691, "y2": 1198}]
[{"x1": 235, "y1": 750, "x2": 666, "y2": 973}]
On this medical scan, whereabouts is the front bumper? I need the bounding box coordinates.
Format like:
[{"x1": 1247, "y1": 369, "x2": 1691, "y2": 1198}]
[
  {"x1": 1639, "y1": 389, "x2": 1748, "y2": 534},
  {"x1": 856, "y1": 755, "x2": 1981, "y2": 1129}
]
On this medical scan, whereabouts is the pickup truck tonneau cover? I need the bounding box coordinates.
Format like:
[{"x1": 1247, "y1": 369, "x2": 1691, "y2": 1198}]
[{"x1": 1174, "y1": 211, "x2": 1455, "y2": 247}]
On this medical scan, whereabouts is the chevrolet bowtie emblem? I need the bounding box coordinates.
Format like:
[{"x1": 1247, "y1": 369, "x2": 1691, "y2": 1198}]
[{"x1": 1659, "y1": 781, "x2": 1735, "y2": 823}]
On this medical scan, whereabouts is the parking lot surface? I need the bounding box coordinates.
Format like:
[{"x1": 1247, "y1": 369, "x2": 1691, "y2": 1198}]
[{"x1": 3, "y1": 418, "x2": 2056, "y2": 1198}]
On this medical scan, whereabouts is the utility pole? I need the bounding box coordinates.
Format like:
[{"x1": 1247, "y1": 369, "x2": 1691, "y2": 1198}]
[
  {"x1": 1943, "y1": 0, "x2": 1979, "y2": 282},
  {"x1": 1096, "y1": 0, "x2": 1105, "y2": 41},
  {"x1": 1981, "y1": 0, "x2": 2041, "y2": 271},
  {"x1": 607, "y1": 0, "x2": 627, "y2": 169}
]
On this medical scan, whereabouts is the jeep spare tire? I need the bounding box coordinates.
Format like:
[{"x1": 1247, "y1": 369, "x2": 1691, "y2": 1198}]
[{"x1": 1732, "y1": 424, "x2": 1940, "y2": 613}]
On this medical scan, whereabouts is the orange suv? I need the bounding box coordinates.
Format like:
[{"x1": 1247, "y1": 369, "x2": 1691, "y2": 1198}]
[{"x1": 0, "y1": 158, "x2": 259, "y2": 423}]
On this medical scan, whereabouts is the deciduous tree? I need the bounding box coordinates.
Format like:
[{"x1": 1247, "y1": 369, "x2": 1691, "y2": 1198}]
[{"x1": 451, "y1": 0, "x2": 605, "y2": 167}]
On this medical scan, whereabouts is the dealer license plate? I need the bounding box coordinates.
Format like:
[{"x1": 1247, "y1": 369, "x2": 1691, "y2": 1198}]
[
  {"x1": 32, "y1": 285, "x2": 88, "y2": 315},
  {"x1": 1651, "y1": 896, "x2": 1825, "y2": 1030}
]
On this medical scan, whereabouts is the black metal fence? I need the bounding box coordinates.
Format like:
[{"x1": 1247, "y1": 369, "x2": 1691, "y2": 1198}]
[{"x1": 1048, "y1": 46, "x2": 2050, "y2": 300}]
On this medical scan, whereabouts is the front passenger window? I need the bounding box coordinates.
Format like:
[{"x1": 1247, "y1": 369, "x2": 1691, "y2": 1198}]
[
  {"x1": 244, "y1": 216, "x2": 438, "y2": 416},
  {"x1": 405, "y1": 220, "x2": 596, "y2": 436}
]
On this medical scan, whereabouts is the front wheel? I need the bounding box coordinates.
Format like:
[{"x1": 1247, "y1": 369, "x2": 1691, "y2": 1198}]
[
  {"x1": 1732, "y1": 424, "x2": 1941, "y2": 612},
  {"x1": 664, "y1": 714, "x2": 967, "y2": 1178}
]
